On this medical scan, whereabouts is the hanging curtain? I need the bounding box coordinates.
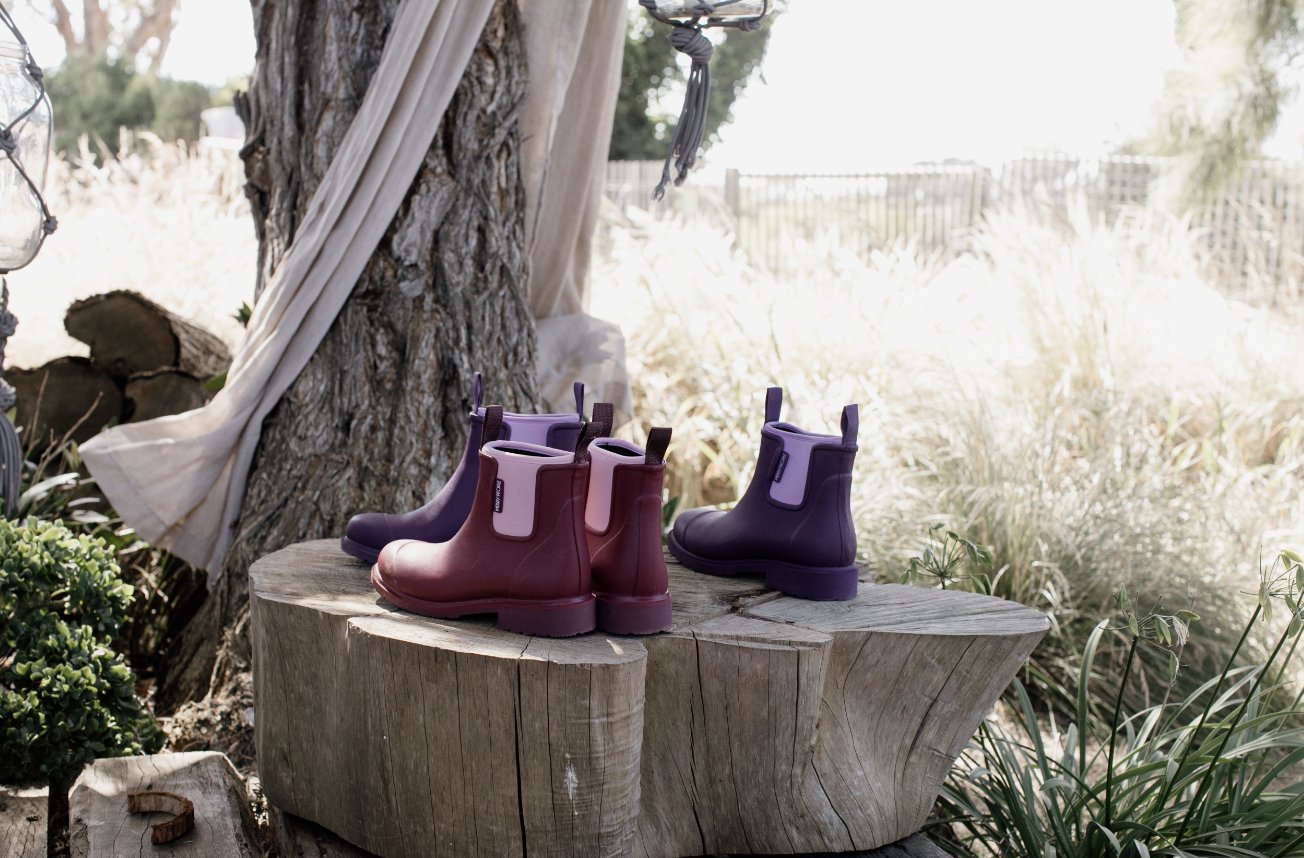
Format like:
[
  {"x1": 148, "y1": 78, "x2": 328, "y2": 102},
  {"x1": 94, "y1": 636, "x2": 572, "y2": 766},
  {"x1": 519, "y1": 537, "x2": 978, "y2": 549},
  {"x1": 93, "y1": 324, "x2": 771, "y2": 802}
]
[{"x1": 81, "y1": 0, "x2": 631, "y2": 577}]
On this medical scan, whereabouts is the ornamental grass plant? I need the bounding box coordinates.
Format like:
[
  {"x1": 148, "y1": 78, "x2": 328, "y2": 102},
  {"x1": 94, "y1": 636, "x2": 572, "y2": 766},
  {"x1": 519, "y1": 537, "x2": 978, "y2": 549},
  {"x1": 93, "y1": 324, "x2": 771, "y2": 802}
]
[
  {"x1": 931, "y1": 553, "x2": 1304, "y2": 858},
  {"x1": 592, "y1": 198, "x2": 1304, "y2": 714}
]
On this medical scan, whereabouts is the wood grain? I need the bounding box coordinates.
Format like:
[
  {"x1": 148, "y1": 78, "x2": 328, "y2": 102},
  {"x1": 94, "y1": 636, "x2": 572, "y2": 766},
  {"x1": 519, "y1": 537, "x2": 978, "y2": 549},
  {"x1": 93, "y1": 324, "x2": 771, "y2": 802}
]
[
  {"x1": 68, "y1": 752, "x2": 258, "y2": 857},
  {"x1": 252, "y1": 540, "x2": 1046, "y2": 857},
  {"x1": 0, "y1": 786, "x2": 46, "y2": 858}
]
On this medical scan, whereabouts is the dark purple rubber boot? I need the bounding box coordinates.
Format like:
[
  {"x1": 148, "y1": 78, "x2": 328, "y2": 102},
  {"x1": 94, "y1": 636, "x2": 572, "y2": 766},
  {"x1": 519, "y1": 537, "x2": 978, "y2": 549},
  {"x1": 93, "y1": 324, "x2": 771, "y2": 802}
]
[
  {"x1": 667, "y1": 387, "x2": 860, "y2": 601},
  {"x1": 340, "y1": 372, "x2": 586, "y2": 564}
]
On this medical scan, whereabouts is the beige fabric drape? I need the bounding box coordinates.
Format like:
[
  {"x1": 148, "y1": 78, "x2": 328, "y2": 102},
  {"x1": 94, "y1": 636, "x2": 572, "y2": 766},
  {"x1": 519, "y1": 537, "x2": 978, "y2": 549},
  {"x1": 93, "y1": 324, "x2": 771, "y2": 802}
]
[
  {"x1": 522, "y1": 1, "x2": 633, "y2": 420},
  {"x1": 81, "y1": 0, "x2": 632, "y2": 578}
]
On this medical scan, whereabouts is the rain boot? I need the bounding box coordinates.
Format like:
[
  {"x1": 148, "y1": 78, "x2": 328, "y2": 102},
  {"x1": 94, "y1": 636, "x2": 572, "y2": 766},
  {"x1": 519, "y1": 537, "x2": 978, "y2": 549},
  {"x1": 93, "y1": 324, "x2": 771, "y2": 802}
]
[
  {"x1": 340, "y1": 371, "x2": 585, "y2": 564},
  {"x1": 584, "y1": 424, "x2": 674, "y2": 635},
  {"x1": 668, "y1": 387, "x2": 860, "y2": 601},
  {"x1": 370, "y1": 406, "x2": 612, "y2": 637}
]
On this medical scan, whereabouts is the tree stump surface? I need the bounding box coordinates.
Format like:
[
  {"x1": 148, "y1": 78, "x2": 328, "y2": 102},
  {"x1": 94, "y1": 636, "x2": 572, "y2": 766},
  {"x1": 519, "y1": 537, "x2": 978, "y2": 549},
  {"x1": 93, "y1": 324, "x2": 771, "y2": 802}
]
[
  {"x1": 0, "y1": 786, "x2": 46, "y2": 858},
  {"x1": 68, "y1": 752, "x2": 259, "y2": 858},
  {"x1": 252, "y1": 540, "x2": 1047, "y2": 858}
]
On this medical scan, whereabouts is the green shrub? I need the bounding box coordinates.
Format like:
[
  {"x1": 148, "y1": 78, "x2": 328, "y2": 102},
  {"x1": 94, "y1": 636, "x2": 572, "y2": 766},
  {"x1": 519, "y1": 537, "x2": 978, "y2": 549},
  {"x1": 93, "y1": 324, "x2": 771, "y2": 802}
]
[
  {"x1": 0, "y1": 517, "x2": 162, "y2": 789},
  {"x1": 933, "y1": 552, "x2": 1304, "y2": 857},
  {"x1": 45, "y1": 54, "x2": 214, "y2": 156}
]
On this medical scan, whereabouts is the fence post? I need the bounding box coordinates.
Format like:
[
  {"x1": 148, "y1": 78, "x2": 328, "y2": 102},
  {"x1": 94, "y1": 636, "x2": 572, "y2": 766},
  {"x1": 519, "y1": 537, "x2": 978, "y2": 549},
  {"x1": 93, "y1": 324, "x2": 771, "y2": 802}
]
[{"x1": 725, "y1": 168, "x2": 740, "y2": 219}]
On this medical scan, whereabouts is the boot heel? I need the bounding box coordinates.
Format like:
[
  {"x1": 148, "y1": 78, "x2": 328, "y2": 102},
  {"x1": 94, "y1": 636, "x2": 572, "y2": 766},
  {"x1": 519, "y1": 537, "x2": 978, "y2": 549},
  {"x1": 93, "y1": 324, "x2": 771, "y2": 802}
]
[
  {"x1": 596, "y1": 593, "x2": 673, "y2": 635},
  {"x1": 496, "y1": 596, "x2": 596, "y2": 638},
  {"x1": 765, "y1": 564, "x2": 859, "y2": 601}
]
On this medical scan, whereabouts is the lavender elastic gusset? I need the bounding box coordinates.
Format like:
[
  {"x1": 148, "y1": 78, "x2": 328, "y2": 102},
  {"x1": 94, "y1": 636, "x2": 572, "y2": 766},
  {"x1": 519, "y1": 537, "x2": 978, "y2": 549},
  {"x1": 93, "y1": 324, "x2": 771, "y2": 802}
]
[
  {"x1": 668, "y1": 388, "x2": 860, "y2": 601},
  {"x1": 339, "y1": 373, "x2": 585, "y2": 564}
]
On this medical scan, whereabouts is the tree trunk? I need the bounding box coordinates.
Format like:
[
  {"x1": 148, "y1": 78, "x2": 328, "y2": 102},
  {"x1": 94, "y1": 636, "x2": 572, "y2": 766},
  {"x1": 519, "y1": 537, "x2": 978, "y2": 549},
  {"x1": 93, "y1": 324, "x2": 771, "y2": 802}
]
[{"x1": 157, "y1": 0, "x2": 537, "y2": 719}]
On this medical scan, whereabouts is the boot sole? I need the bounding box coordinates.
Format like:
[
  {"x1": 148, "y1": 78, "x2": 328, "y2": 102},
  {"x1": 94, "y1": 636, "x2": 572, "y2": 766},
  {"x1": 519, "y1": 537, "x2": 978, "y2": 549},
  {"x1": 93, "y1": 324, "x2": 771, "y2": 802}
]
[
  {"x1": 667, "y1": 530, "x2": 859, "y2": 601},
  {"x1": 595, "y1": 592, "x2": 673, "y2": 635},
  {"x1": 340, "y1": 535, "x2": 381, "y2": 565},
  {"x1": 370, "y1": 566, "x2": 596, "y2": 637}
]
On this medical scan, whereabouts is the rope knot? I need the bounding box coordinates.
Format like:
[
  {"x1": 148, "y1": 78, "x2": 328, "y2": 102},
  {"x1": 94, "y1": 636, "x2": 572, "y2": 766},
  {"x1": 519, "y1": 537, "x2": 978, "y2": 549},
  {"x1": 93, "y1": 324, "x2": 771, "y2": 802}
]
[
  {"x1": 669, "y1": 26, "x2": 713, "y2": 64},
  {"x1": 0, "y1": 128, "x2": 14, "y2": 156},
  {"x1": 25, "y1": 59, "x2": 42, "y2": 82},
  {"x1": 42, "y1": 215, "x2": 57, "y2": 235}
]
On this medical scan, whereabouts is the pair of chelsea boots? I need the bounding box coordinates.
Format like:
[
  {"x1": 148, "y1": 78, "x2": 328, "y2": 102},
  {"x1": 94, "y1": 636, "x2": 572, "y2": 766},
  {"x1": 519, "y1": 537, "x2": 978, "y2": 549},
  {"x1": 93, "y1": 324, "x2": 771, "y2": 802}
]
[{"x1": 348, "y1": 374, "x2": 675, "y2": 638}]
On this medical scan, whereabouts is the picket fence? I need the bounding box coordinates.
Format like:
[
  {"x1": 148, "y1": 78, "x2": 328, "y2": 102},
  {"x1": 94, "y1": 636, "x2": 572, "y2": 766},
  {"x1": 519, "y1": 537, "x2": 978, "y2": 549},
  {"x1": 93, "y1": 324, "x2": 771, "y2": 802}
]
[{"x1": 604, "y1": 155, "x2": 1304, "y2": 295}]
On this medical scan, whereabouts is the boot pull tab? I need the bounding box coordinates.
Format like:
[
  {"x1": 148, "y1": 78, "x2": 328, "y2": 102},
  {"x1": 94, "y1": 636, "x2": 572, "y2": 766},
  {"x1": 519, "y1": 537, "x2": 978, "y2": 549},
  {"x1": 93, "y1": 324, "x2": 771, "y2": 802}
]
[
  {"x1": 471, "y1": 371, "x2": 484, "y2": 411},
  {"x1": 841, "y1": 404, "x2": 859, "y2": 446},
  {"x1": 645, "y1": 427, "x2": 672, "y2": 466},
  {"x1": 481, "y1": 405, "x2": 504, "y2": 448},
  {"x1": 574, "y1": 403, "x2": 613, "y2": 464},
  {"x1": 765, "y1": 387, "x2": 783, "y2": 423},
  {"x1": 590, "y1": 402, "x2": 614, "y2": 438},
  {"x1": 574, "y1": 381, "x2": 585, "y2": 417}
]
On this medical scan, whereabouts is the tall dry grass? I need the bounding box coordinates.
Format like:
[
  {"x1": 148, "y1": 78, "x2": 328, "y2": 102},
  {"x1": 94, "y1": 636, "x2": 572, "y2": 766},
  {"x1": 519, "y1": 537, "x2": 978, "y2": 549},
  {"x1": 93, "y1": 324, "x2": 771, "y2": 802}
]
[
  {"x1": 591, "y1": 196, "x2": 1304, "y2": 701},
  {"x1": 5, "y1": 134, "x2": 254, "y2": 369}
]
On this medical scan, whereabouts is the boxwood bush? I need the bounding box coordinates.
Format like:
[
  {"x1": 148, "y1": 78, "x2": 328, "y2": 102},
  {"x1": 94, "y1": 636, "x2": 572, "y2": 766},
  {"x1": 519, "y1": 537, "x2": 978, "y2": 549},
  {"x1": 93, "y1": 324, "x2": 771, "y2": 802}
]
[{"x1": 0, "y1": 517, "x2": 162, "y2": 791}]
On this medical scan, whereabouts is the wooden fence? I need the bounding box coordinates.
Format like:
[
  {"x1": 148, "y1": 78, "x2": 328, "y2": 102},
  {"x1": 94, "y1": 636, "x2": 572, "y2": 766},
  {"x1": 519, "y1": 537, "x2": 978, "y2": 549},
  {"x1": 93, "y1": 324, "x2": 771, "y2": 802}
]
[{"x1": 604, "y1": 155, "x2": 1304, "y2": 295}]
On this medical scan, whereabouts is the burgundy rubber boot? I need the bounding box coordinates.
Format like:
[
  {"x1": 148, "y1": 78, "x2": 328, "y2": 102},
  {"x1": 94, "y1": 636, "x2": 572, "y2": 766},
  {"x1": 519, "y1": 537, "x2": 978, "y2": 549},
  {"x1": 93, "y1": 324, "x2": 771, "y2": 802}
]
[
  {"x1": 584, "y1": 424, "x2": 674, "y2": 635},
  {"x1": 341, "y1": 372, "x2": 585, "y2": 564},
  {"x1": 668, "y1": 387, "x2": 860, "y2": 601},
  {"x1": 370, "y1": 407, "x2": 611, "y2": 637}
]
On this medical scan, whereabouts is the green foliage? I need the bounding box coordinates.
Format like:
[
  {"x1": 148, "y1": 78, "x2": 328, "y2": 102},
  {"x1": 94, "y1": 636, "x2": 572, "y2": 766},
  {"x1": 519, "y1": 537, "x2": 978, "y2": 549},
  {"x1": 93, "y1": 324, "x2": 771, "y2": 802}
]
[
  {"x1": 45, "y1": 54, "x2": 214, "y2": 155},
  {"x1": 1150, "y1": 0, "x2": 1304, "y2": 207},
  {"x1": 609, "y1": 7, "x2": 780, "y2": 160},
  {"x1": 904, "y1": 522, "x2": 993, "y2": 590},
  {"x1": 0, "y1": 517, "x2": 163, "y2": 787},
  {"x1": 933, "y1": 553, "x2": 1304, "y2": 858},
  {"x1": 46, "y1": 54, "x2": 153, "y2": 156}
]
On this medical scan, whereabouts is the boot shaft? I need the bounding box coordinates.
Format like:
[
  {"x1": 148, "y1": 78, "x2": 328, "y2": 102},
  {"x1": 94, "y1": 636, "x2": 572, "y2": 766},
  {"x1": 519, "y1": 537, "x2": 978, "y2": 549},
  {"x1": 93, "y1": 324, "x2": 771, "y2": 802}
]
[{"x1": 584, "y1": 430, "x2": 671, "y2": 598}]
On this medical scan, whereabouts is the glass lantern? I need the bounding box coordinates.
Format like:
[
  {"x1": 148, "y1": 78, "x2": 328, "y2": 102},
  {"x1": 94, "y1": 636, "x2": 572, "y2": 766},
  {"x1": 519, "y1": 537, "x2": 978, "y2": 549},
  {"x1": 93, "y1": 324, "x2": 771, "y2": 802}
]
[
  {"x1": 650, "y1": 0, "x2": 767, "y2": 26},
  {"x1": 0, "y1": 35, "x2": 50, "y2": 272}
]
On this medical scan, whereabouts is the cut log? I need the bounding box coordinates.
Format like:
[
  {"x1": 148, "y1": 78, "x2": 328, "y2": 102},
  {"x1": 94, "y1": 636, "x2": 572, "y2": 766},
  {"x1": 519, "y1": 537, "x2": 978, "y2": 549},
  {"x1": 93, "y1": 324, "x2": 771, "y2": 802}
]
[
  {"x1": 68, "y1": 751, "x2": 259, "y2": 858},
  {"x1": 252, "y1": 540, "x2": 1047, "y2": 858},
  {"x1": 125, "y1": 369, "x2": 213, "y2": 422},
  {"x1": 64, "y1": 290, "x2": 231, "y2": 380},
  {"x1": 0, "y1": 786, "x2": 46, "y2": 858},
  {"x1": 8, "y1": 357, "x2": 123, "y2": 445}
]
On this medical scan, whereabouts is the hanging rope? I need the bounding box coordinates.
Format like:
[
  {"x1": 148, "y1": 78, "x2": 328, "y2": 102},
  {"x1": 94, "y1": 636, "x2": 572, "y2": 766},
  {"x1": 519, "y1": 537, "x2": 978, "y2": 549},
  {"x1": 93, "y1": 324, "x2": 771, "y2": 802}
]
[
  {"x1": 0, "y1": 281, "x2": 20, "y2": 515},
  {"x1": 0, "y1": 1, "x2": 58, "y2": 516},
  {"x1": 638, "y1": 0, "x2": 767, "y2": 200}
]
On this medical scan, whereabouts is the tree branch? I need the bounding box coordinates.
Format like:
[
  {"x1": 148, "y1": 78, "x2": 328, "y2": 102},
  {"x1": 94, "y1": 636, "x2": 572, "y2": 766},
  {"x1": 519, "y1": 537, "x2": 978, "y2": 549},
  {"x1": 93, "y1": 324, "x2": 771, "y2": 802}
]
[
  {"x1": 81, "y1": 0, "x2": 110, "y2": 56},
  {"x1": 46, "y1": 0, "x2": 79, "y2": 53},
  {"x1": 124, "y1": 0, "x2": 179, "y2": 67}
]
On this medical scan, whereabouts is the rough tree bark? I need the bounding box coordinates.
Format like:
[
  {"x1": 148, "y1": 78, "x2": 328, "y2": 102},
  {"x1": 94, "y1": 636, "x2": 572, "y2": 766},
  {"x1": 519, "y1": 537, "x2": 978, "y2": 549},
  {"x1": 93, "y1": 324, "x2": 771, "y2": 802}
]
[{"x1": 157, "y1": 0, "x2": 537, "y2": 717}]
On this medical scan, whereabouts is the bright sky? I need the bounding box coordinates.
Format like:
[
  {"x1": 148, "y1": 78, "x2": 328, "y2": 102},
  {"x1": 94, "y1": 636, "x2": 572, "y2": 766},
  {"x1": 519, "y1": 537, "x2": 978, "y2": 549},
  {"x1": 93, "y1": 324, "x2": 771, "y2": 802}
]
[{"x1": 8, "y1": 0, "x2": 1303, "y2": 168}]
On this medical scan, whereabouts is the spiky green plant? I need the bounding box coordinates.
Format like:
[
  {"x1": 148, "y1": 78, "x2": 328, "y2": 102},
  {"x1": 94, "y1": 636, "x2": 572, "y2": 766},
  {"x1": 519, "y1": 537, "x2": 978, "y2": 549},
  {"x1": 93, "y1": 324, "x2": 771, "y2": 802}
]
[{"x1": 933, "y1": 551, "x2": 1304, "y2": 857}]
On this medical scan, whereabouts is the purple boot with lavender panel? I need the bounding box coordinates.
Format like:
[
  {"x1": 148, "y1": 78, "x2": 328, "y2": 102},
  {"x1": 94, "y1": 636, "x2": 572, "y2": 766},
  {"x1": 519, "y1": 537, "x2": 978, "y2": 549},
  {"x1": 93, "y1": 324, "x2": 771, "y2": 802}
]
[
  {"x1": 668, "y1": 387, "x2": 860, "y2": 600},
  {"x1": 340, "y1": 372, "x2": 585, "y2": 564}
]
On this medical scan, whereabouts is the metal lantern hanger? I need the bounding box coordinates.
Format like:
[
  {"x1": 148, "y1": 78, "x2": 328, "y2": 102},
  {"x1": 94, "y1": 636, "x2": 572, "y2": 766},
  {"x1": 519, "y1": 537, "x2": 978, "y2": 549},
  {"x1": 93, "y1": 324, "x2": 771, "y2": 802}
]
[
  {"x1": 638, "y1": 0, "x2": 771, "y2": 200},
  {"x1": 0, "y1": 0, "x2": 57, "y2": 515}
]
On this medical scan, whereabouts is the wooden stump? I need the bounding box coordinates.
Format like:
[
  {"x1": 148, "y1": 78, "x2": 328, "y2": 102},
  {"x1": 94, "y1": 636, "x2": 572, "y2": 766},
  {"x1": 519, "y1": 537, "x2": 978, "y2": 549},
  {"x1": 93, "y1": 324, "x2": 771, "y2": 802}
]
[
  {"x1": 0, "y1": 786, "x2": 46, "y2": 858},
  {"x1": 252, "y1": 540, "x2": 1047, "y2": 858},
  {"x1": 64, "y1": 291, "x2": 231, "y2": 380},
  {"x1": 68, "y1": 752, "x2": 259, "y2": 857}
]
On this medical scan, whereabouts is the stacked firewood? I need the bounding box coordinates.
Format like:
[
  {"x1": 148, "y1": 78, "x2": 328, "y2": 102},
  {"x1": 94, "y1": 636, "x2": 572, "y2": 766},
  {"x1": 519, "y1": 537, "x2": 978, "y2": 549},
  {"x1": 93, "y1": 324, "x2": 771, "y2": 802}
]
[{"x1": 10, "y1": 291, "x2": 231, "y2": 445}]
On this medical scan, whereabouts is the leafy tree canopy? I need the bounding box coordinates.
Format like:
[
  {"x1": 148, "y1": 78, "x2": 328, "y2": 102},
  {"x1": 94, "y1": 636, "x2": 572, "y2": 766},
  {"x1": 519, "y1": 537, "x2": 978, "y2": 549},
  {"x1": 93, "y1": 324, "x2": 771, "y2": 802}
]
[
  {"x1": 1151, "y1": 0, "x2": 1304, "y2": 205},
  {"x1": 45, "y1": 54, "x2": 214, "y2": 154},
  {"x1": 610, "y1": 5, "x2": 781, "y2": 161}
]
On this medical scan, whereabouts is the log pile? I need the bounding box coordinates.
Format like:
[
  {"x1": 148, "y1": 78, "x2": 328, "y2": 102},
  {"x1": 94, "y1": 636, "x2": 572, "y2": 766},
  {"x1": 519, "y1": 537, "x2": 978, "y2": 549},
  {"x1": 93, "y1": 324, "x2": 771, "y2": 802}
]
[{"x1": 9, "y1": 291, "x2": 231, "y2": 445}]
